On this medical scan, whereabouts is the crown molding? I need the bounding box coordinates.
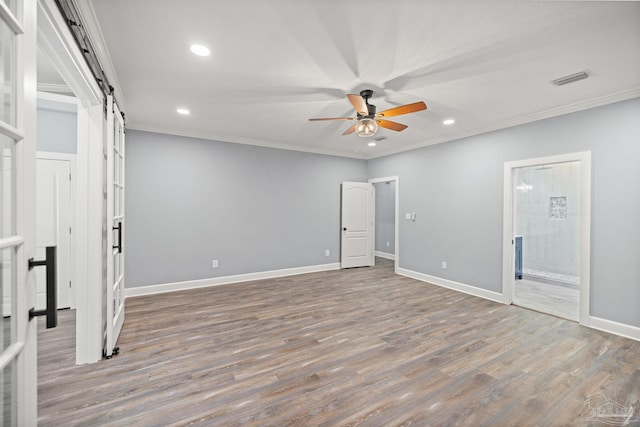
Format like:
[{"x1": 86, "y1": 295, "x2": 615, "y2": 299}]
[
  {"x1": 126, "y1": 124, "x2": 369, "y2": 160},
  {"x1": 367, "y1": 89, "x2": 640, "y2": 160},
  {"x1": 116, "y1": 88, "x2": 640, "y2": 162},
  {"x1": 37, "y1": 82, "x2": 74, "y2": 96}
]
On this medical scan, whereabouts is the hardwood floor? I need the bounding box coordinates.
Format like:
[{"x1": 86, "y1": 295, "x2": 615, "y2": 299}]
[
  {"x1": 38, "y1": 259, "x2": 640, "y2": 426},
  {"x1": 513, "y1": 279, "x2": 580, "y2": 321}
]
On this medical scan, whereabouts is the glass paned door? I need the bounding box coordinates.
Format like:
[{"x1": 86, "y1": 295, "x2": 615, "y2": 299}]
[
  {"x1": 0, "y1": 0, "x2": 37, "y2": 423},
  {"x1": 105, "y1": 97, "x2": 125, "y2": 357}
]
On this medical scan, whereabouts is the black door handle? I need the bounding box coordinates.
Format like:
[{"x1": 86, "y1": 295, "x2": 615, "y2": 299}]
[
  {"x1": 28, "y1": 246, "x2": 58, "y2": 329},
  {"x1": 113, "y1": 222, "x2": 123, "y2": 253},
  {"x1": 343, "y1": 227, "x2": 347, "y2": 231}
]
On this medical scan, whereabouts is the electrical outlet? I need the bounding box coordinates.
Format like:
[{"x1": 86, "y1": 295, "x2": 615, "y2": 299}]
[
  {"x1": 212, "y1": 259, "x2": 218, "y2": 268},
  {"x1": 325, "y1": 249, "x2": 330, "y2": 257},
  {"x1": 442, "y1": 261, "x2": 447, "y2": 269},
  {"x1": 386, "y1": 241, "x2": 390, "y2": 247}
]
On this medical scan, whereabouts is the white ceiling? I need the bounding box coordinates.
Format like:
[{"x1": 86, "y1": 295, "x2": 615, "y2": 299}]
[{"x1": 82, "y1": 0, "x2": 640, "y2": 159}]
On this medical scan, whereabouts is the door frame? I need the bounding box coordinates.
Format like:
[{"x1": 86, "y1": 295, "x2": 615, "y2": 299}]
[
  {"x1": 502, "y1": 152, "x2": 591, "y2": 325},
  {"x1": 368, "y1": 176, "x2": 399, "y2": 275},
  {"x1": 38, "y1": 0, "x2": 106, "y2": 364}
]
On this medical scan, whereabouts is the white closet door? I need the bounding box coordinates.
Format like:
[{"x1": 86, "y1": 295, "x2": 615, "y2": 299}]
[
  {"x1": 105, "y1": 96, "x2": 126, "y2": 358},
  {"x1": 341, "y1": 182, "x2": 374, "y2": 268}
]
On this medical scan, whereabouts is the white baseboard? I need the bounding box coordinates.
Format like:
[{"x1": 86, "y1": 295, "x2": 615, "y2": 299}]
[
  {"x1": 588, "y1": 316, "x2": 640, "y2": 342},
  {"x1": 125, "y1": 262, "x2": 341, "y2": 298},
  {"x1": 398, "y1": 268, "x2": 504, "y2": 304},
  {"x1": 375, "y1": 251, "x2": 396, "y2": 261}
]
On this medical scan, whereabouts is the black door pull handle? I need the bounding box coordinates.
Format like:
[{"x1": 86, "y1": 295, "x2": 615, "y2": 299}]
[
  {"x1": 113, "y1": 222, "x2": 123, "y2": 253},
  {"x1": 28, "y1": 246, "x2": 58, "y2": 329}
]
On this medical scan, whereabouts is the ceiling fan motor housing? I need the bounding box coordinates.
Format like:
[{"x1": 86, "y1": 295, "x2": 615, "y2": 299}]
[{"x1": 359, "y1": 89, "x2": 376, "y2": 118}]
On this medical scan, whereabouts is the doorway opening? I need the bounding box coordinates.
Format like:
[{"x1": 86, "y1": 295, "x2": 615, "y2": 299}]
[
  {"x1": 36, "y1": 51, "x2": 80, "y2": 369},
  {"x1": 369, "y1": 176, "x2": 399, "y2": 275},
  {"x1": 502, "y1": 153, "x2": 591, "y2": 324},
  {"x1": 37, "y1": 0, "x2": 109, "y2": 364}
]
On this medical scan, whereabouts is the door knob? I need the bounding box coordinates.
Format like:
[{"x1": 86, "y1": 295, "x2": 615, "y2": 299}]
[{"x1": 343, "y1": 227, "x2": 347, "y2": 231}]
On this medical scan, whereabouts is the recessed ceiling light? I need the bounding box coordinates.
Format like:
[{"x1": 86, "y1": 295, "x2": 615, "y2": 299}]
[
  {"x1": 177, "y1": 108, "x2": 190, "y2": 115},
  {"x1": 443, "y1": 118, "x2": 455, "y2": 125},
  {"x1": 190, "y1": 44, "x2": 210, "y2": 57},
  {"x1": 368, "y1": 142, "x2": 376, "y2": 147}
]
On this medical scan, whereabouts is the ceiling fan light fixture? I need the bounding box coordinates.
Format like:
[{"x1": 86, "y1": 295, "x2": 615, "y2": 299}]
[{"x1": 355, "y1": 118, "x2": 378, "y2": 137}]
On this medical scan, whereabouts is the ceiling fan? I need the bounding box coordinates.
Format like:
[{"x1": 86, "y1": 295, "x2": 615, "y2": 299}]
[{"x1": 309, "y1": 89, "x2": 427, "y2": 137}]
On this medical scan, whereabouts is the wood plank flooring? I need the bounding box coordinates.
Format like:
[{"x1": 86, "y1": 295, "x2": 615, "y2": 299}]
[
  {"x1": 38, "y1": 259, "x2": 640, "y2": 426},
  {"x1": 513, "y1": 279, "x2": 580, "y2": 321}
]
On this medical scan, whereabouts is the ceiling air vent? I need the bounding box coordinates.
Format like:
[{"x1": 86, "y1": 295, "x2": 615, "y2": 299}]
[{"x1": 552, "y1": 71, "x2": 589, "y2": 86}]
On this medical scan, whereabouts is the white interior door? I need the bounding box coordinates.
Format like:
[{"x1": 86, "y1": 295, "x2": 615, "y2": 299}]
[
  {"x1": 0, "y1": 0, "x2": 38, "y2": 423},
  {"x1": 105, "y1": 97, "x2": 125, "y2": 357},
  {"x1": 36, "y1": 157, "x2": 71, "y2": 309},
  {"x1": 341, "y1": 182, "x2": 374, "y2": 268}
]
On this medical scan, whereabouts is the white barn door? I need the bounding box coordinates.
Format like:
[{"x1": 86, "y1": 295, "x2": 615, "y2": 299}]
[
  {"x1": 0, "y1": 0, "x2": 38, "y2": 423},
  {"x1": 341, "y1": 182, "x2": 374, "y2": 268},
  {"x1": 105, "y1": 96, "x2": 126, "y2": 358}
]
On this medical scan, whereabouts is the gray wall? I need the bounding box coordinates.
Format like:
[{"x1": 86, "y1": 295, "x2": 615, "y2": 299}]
[
  {"x1": 374, "y1": 181, "x2": 395, "y2": 255},
  {"x1": 125, "y1": 130, "x2": 367, "y2": 287},
  {"x1": 367, "y1": 98, "x2": 640, "y2": 328},
  {"x1": 37, "y1": 98, "x2": 77, "y2": 153}
]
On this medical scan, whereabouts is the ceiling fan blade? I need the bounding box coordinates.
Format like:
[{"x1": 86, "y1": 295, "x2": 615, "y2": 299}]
[
  {"x1": 342, "y1": 124, "x2": 357, "y2": 136},
  {"x1": 347, "y1": 94, "x2": 368, "y2": 116},
  {"x1": 377, "y1": 119, "x2": 408, "y2": 132},
  {"x1": 376, "y1": 101, "x2": 427, "y2": 118},
  {"x1": 309, "y1": 117, "x2": 355, "y2": 121}
]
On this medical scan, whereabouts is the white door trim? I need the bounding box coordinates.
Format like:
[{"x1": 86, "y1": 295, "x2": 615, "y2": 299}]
[
  {"x1": 368, "y1": 176, "x2": 400, "y2": 275},
  {"x1": 37, "y1": 90, "x2": 78, "y2": 106},
  {"x1": 38, "y1": 0, "x2": 106, "y2": 364},
  {"x1": 502, "y1": 152, "x2": 592, "y2": 325}
]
